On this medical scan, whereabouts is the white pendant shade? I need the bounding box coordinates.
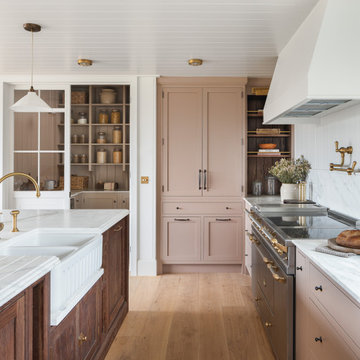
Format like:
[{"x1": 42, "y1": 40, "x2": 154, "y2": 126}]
[{"x1": 10, "y1": 91, "x2": 51, "y2": 112}]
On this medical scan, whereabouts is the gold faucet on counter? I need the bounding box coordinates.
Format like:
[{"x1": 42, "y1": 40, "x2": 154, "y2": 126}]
[
  {"x1": 0, "y1": 172, "x2": 41, "y2": 233},
  {"x1": 329, "y1": 141, "x2": 357, "y2": 175},
  {"x1": 0, "y1": 172, "x2": 41, "y2": 197}
]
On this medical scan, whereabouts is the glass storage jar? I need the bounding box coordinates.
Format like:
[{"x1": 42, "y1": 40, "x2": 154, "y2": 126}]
[
  {"x1": 71, "y1": 134, "x2": 78, "y2": 144},
  {"x1": 77, "y1": 112, "x2": 87, "y2": 124},
  {"x1": 112, "y1": 126, "x2": 122, "y2": 144},
  {"x1": 266, "y1": 176, "x2": 277, "y2": 195},
  {"x1": 111, "y1": 109, "x2": 121, "y2": 124},
  {"x1": 97, "y1": 132, "x2": 107, "y2": 144},
  {"x1": 112, "y1": 148, "x2": 123, "y2": 163},
  {"x1": 98, "y1": 111, "x2": 109, "y2": 124},
  {"x1": 80, "y1": 154, "x2": 88, "y2": 163},
  {"x1": 72, "y1": 154, "x2": 80, "y2": 163},
  {"x1": 252, "y1": 180, "x2": 262, "y2": 196},
  {"x1": 79, "y1": 134, "x2": 86, "y2": 143},
  {"x1": 97, "y1": 149, "x2": 107, "y2": 164}
]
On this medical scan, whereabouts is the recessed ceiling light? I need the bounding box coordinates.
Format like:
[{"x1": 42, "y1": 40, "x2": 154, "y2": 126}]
[
  {"x1": 188, "y1": 58, "x2": 203, "y2": 66},
  {"x1": 78, "y1": 59, "x2": 93, "y2": 66}
]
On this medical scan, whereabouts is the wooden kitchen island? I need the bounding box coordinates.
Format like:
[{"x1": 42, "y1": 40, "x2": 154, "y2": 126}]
[{"x1": 0, "y1": 210, "x2": 129, "y2": 360}]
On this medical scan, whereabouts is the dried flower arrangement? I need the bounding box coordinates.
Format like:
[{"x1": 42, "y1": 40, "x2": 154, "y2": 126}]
[{"x1": 269, "y1": 156, "x2": 311, "y2": 184}]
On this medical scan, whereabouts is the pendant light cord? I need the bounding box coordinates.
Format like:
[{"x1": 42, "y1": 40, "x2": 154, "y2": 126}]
[{"x1": 30, "y1": 30, "x2": 34, "y2": 92}]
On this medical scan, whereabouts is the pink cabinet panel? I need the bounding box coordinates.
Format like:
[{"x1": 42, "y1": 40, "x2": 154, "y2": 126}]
[
  {"x1": 203, "y1": 217, "x2": 243, "y2": 262},
  {"x1": 161, "y1": 217, "x2": 201, "y2": 262},
  {"x1": 202, "y1": 88, "x2": 244, "y2": 197},
  {"x1": 161, "y1": 88, "x2": 203, "y2": 197}
]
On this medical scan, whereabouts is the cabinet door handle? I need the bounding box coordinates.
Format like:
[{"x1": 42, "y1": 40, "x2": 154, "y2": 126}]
[
  {"x1": 203, "y1": 169, "x2": 207, "y2": 190},
  {"x1": 198, "y1": 169, "x2": 202, "y2": 190},
  {"x1": 315, "y1": 336, "x2": 323, "y2": 343},
  {"x1": 216, "y1": 218, "x2": 231, "y2": 222},
  {"x1": 315, "y1": 285, "x2": 323, "y2": 292},
  {"x1": 174, "y1": 218, "x2": 190, "y2": 222},
  {"x1": 113, "y1": 225, "x2": 122, "y2": 232},
  {"x1": 78, "y1": 332, "x2": 88, "y2": 344},
  {"x1": 296, "y1": 266, "x2": 303, "y2": 271}
]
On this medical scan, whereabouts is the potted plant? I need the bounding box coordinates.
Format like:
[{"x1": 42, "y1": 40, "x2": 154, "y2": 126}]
[{"x1": 269, "y1": 156, "x2": 311, "y2": 202}]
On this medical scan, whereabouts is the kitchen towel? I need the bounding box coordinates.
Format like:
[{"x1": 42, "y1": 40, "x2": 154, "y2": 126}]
[{"x1": 315, "y1": 245, "x2": 357, "y2": 258}]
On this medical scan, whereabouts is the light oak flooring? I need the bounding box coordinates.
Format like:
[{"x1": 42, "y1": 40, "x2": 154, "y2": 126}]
[{"x1": 105, "y1": 273, "x2": 275, "y2": 360}]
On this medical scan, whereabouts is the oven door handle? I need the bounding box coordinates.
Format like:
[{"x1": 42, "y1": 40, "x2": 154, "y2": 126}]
[
  {"x1": 267, "y1": 263, "x2": 286, "y2": 283},
  {"x1": 245, "y1": 209, "x2": 262, "y2": 232},
  {"x1": 254, "y1": 243, "x2": 274, "y2": 266}
]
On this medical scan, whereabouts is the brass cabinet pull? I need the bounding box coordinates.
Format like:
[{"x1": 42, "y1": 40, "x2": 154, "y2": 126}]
[
  {"x1": 315, "y1": 285, "x2": 323, "y2": 292},
  {"x1": 265, "y1": 322, "x2": 272, "y2": 328},
  {"x1": 78, "y1": 332, "x2": 87, "y2": 344},
  {"x1": 315, "y1": 336, "x2": 323, "y2": 343},
  {"x1": 267, "y1": 263, "x2": 286, "y2": 283},
  {"x1": 113, "y1": 225, "x2": 122, "y2": 232},
  {"x1": 174, "y1": 218, "x2": 190, "y2": 222},
  {"x1": 262, "y1": 256, "x2": 274, "y2": 265},
  {"x1": 216, "y1": 218, "x2": 231, "y2": 222}
]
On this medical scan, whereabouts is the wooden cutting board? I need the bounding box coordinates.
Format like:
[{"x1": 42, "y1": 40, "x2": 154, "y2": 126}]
[{"x1": 328, "y1": 238, "x2": 360, "y2": 254}]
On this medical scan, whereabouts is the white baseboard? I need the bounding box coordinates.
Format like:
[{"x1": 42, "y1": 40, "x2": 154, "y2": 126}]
[{"x1": 137, "y1": 259, "x2": 157, "y2": 276}]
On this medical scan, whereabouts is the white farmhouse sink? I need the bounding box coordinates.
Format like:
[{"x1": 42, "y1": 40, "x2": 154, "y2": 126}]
[{"x1": 0, "y1": 228, "x2": 103, "y2": 325}]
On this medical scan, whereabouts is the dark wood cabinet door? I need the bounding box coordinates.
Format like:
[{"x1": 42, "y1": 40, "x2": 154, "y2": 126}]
[
  {"x1": 78, "y1": 280, "x2": 102, "y2": 360},
  {"x1": 49, "y1": 309, "x2": 77, "y2": 360},
  {"x1": 0, "y1": 295, "x2": 26, "y2": 360},
  {"x1": 103, "y1": 217, "x2": 129, "y2": 331}
]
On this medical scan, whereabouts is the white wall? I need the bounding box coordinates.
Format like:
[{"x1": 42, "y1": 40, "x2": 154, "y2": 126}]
[
  {"x1": 295, "y1": 103, "x2": 360, "y2": 218},
  {"x1": 136, "y1": 76, "x2": 157, "y2": 275}
]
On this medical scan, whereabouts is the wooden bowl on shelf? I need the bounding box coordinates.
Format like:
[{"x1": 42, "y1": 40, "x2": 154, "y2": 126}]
[{"x1": 259, "y1": 143, "x2": 277, "y2": 149}]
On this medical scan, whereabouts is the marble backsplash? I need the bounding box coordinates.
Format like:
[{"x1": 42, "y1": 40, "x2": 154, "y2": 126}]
[
  {"x1": 307, "y1": 169, "x2": 360, "y2": 219},
  {"x1": 295, "y1": 102, "x2": 360, "y2": 220}
]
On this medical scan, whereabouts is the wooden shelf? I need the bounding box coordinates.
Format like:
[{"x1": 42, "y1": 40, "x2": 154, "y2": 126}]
[
  {"x1": 92, "y1": 163, "x2": 129, "y2": 166},
  {"x1": 71, "y1": 124, "x2": 89, "y2": 126},
  {"x1": 91, "y1": 123, "x2": 129, "y2": 126},
  {"x1": 247, "y1": 154, "x2": 291, "y2": 158},
  {"x1": 70, "y1": 104, "x2": 89, "y2": 106},
  {"x1": 92, "y1": 103, "x2": 130, "y2": 106},
  {"x1": 91, "y1": 143, "x2": 129, "y2": 146}
]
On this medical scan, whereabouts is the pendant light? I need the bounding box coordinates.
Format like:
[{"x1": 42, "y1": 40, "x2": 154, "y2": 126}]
[{"x1": 10, "y1": 23, "x2": 51, "y2": 112}]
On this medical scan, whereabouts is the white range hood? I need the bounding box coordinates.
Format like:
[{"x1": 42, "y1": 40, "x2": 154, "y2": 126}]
[{"x1": 264, "y1": 0, "x2": 360, "y2": 124}]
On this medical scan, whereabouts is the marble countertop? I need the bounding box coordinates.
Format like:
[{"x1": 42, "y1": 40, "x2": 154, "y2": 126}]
[
  {"x1": 293, "y1": 240, "x2": 360, "y2": 306},
  {"x1": 0, "y1": 256, "x2": 59, "y2": 307},
  {"x1": 244, "y1": 195, "x2": 281, "y2": 207},
  {"x1": 0, "y1": 209, "x2": 129, "y2": 308}
]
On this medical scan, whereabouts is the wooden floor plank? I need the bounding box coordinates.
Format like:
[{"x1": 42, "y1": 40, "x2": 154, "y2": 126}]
[{"x1": 105, "y1": 273, "x2": 275, "y2": 360}]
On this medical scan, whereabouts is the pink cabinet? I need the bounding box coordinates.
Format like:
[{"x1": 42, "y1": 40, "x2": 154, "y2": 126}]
[
  {"x1": 161, "y1": 217, "x2": 201, "y2": 262},
  {"x1": 202, "y1": 88, "x2": 244, "y2": 197},
  {"x1": 203, "y1": 217, "x2": 243, "y2": 262},
  {"x1": 161, "y1": 88, "x2": 203, "y2": 197}
]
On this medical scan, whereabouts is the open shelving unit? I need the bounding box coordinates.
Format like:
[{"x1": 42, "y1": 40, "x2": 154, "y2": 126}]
[
  {"x1": 69, "y1": 85, "x2": 130, "y2": 192},
  {"x1": 246, "y1": 91, "x2": 293, "y2": 195}
]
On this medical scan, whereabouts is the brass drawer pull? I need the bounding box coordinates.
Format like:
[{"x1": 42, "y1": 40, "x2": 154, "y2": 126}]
[
  {"x1": 315, "y1": 336, "x2": 323, "y2": 343},
  {"x1": 78, "y1": 332, "x2": 87, "y2": 344},
  {"x1": 174, "y1": 218, "x2": 190, "y2": 222},
  {"x1": 265, "y1": 322, "x2": 272, "y2": 328},
  {"x1": 315, "y1": 285, "x2": 323, "y2": 292},
  {"x1": 262, "y1": 257, "x2": 274, "y2": 265},
  {"x1": 216, "y1": 218, "x2": 231, "y2": 222},
  {"x1": 267, "y1": 263, "x2": 286, "y2": 283},
  {"x1": 113, "y1": 225, "x2": 122, "y2": 232}
]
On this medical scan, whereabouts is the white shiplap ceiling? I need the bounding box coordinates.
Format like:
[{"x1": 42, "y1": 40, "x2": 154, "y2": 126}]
[{"x1": 0, "y1": 0, "x2": 318, "y2": 76}]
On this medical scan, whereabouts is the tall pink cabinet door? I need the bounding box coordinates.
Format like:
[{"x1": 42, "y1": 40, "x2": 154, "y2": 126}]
[
  {"x1": 161, "y1": 88, "x2": 203, "y2": 197},
  {"x1": 203, "y1": 217, "x2": 243, "y2": 262},
  {"x1": 202, "y1": 87, "x2": 244, "y2": 197},
  {"x1": 161, "y1": 217, "x2": 201, "y2": 262}
]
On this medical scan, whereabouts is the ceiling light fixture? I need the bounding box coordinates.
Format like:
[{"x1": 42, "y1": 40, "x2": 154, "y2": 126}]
[
  {"x1": 77, "y1": 59, "x2": 93, "y2": 67},
  {"x1": 188, "y1": 58, "x2": 203, "y2": 66},
  {"x1": 10, "y1": 23, "x2": 51, "y2": 113}
]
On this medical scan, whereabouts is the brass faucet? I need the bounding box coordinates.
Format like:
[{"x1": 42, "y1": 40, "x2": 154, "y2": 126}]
[
  {"x1": 0, "y1": 172, "x2": 40, "y2": 233},
  {"x1": 330, "y1": 141, "x2": 353, "y2": 170},
  {"x1": 0, "y1": 172, "x2": 40, "y2": 197}
]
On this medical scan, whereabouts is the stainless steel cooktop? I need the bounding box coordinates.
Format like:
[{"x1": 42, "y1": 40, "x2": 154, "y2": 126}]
[{"x1": 254, "y1": 203, "x2": 328, "y2": 214}]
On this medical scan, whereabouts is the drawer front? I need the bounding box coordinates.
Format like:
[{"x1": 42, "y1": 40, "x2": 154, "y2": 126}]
[
  {"x1": 309, "y1": 262, "x2": 360, "y2": 349},
  {"x1": 162, "y1": 202, "x2": 243, "y2": 215},
  {"x1": 308, "y1": 298, "x2": 358, "y2": 360}
]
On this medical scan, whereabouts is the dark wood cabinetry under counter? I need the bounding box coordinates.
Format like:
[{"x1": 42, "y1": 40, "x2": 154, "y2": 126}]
[{"x1": 50, "y1": 215, "x2": 129, "y2": 360}]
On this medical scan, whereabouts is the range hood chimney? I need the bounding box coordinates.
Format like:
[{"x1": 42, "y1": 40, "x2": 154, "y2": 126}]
[{"x1": 264, "y1": 0, "x2": 360, "y2": 124}]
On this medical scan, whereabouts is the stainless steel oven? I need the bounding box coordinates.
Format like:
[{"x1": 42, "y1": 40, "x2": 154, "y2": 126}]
[{"x1": 250, "y1": 226, "x2": 294, "y2": 360}]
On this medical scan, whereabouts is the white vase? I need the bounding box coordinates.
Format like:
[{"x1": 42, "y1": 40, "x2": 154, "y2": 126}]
[{"x1": 280, "y1": 183, "x2": 299, "y2": 203}]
